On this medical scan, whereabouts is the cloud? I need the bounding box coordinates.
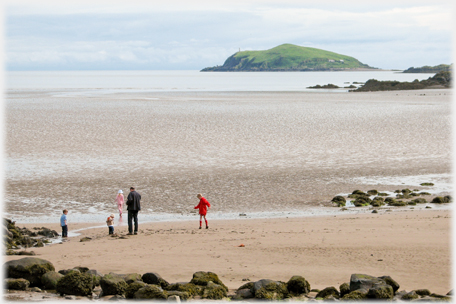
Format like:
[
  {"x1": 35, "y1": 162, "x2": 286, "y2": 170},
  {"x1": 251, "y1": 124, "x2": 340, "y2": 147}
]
[{"x1": 4, "y1": 2, "x2": 453, "y2": 70}]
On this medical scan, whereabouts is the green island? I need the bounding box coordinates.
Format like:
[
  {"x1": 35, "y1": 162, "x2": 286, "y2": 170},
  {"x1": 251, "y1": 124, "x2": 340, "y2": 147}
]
[
  {"x1": 201, "y1": 44, "x2": 375, "y2": 72},
  {"x1": 402, "y1": 64, "x2": 451, "y2": 73}
]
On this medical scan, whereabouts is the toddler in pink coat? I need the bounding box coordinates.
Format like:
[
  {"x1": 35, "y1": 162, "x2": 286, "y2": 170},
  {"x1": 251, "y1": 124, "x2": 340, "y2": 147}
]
[{"x1": 115, "y1": 190, "x2": 124, "y2": 216}]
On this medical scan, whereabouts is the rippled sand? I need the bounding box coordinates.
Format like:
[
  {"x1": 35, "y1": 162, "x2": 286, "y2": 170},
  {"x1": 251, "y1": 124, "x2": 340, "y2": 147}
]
[{"x1": 5, "y1": 89, "x2": 452, "y2": 221}]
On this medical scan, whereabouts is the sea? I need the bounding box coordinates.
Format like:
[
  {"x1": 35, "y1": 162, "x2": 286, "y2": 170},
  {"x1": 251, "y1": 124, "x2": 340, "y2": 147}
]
[{"x1": 4, "y1": 70, "x2": 452, "y2": 226}]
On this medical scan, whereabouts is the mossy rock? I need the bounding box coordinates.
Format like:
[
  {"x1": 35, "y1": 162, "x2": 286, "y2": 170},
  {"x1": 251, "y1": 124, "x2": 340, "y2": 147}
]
[
  {"x1": 351, "y1": 190, "x2": 366, "y2": 195},
  {"x1": 331, "y1": 196, "x2": 346, "y2": 207},
  {"x1": 237, "y1": 281, "x2": 255, "y2": 291},
  {"x1": 190, "y1": 271, "x2": 228, "y2": 291},
  {"x1": 124, "y1": 273, "x2": 142, "y2": 284},
  {"x1": 134, "y1": 284, "x2": 167, "y2": 299},
  {"x1": 414, "y1": 289, "x2": 431, "y2": 296},
  {"x1": 411, "y1": 198, "x2": 427, "y2": 204},
  {"x1": 353, "y1": 197, "x2": 371, "y2": 207},
  {"x1": 5, "y1": 278, "x2": 30, "y2": 290},
  {"x1": 141, "y1": 272, "x2": 168, "y2": 288},
  {"x1": 419, "y1": 192, "x2": 431, "y2": 196},
  {"x1": 166, "y1": 282, "x2": 203, "y2": 297},
  {"x1": 202, "y1": 281, "x2": 228, "y2": 300},
  {"x1": 388, "y1": 200, "x2": 407, "y2": 206},
  {"x1": 100, "y1": 274, "x2": 128, "y2": 296},
  {"x1": 253, "y1": 279, "x2": 289, "y2": 300},
  {"x1": 367, "y1": 284, "x2": 394, "y2": 299},
  {"x1": 367, "y1": 190, "x2": 378, "y2": 195},
  {"x1": 41, "y1": 271, "x2": 63, "y2": 290},
  {"x1": 431, "y1": 197, "x2": 447, "y2": 204},
  {"x1": 401, "y1": 189, "x2": 412, "y2": 194},
  {"x1": 420, "y1": 183, "x2": 434, "y2": 186},
  {"x1": 371, "y1": 197, "x2": 384, "y2": 207},
  {"x1": 56, "y1": 271, "x2": 93, "y2": 296},
  {"x1": 316, "y1": 286, "x2": 340, "y2": 299},
  {"x1": 407, "y1": 201, "x2": 417, "y2": 205},
  {"x1": 396, "y1": 194, "x2": 412, "y2": 199},
  {"x1": 377, "y1": 192, "x2": 388, "y2": 196},
  {"x1": 4, "y1": 257, "x2": 55, "y2": 287},
  {"x1": 349, "y1": 274, "x2": 384, "y2": 291},
  {"x1": 339, "y1": 282, "x2": 350, "y2": 297},
  {"x1": 378, "y1": 275, "x2": 400, "y2": 293},
  {"x1": 286, "y1": 275, "x2": 310, "y2": 295},
  {"x1": 401, "y1": 291, "x2": 419, "y2": 300},
  {"x1": 340, "y1": 289, "x2": 368, "y2": 301},
  {"x1": 125, "y1": 281, "x2": 147, "y2": 299},
  {"x1": 167, "y1": 290, "x2": 191, "y2": 300}
]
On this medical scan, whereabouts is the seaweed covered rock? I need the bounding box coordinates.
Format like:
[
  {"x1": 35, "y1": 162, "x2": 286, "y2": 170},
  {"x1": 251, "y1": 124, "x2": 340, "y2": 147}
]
[
  {"x1": 349, "y1": 274, "x2": 384, "y2": 292},
  {"x1": 353, "y1": 196, "x2": 371, "y2": 207},
  {"x1": 100, "y1": 273, "x2": 128, "y2": 296},
  {"x1": 378, "y1": 275, "x2": 400, "y2": 293},
  {"x1": 431, "y1": 196, "x2": 452, "y2": 204},
  {"x1": 142, "y1": 272, "x2": 168, "y2": 288},
  {"x1": 125, "y1": 281, "x2": 147, "y2": 299},
  {"x1": 316, "y1": 286, "x2": 340, "y2": 299},
  {"x1": 4, "y1": 257, "x2": 55, "y2": 287},
  {"x1": 56, "y1": 271, "x2": 93, "y2": 296},
  {"x1": 252, "y1": 279, "x2": 289, "y2": 300},
  {"x1": 341, "y1": 289, "x2": 368, "y2": 300},
  {"x1": 190, "y1": 271, "x2": 228, "y2": 291},
  {"x1": 202, "y1": 281, "x2": 227, "y2": 300},
  {"x1": 339, "y1": 282, "x2": 350, "y2": 297},
  {"x1": 166, "y1": 282, "x2": 203, "y2": 297},
  {"x1": 124, "y1": 273, "x2": 142, "y2": 284},
  {"x1": 233, "y1": 288, "x2": 254, "y2": 300},
  {"x1": 367, "y1": 284, "x2": 394, "y2": 299},
  {"x1": 134, "y1": 284, "x2": 167, "y2": 299},
  {"x1": 286, "y1": 275, "x2": 311, "y2": 295},
  {"x1": 401, "y1": 291, "x2": 419, "y2": 300},
  {"x1": 371, "y1": 197, "x2": 384, "y2": 207},
  {"x1": 367, "y1": 190, "x2": 378, "y2": 195},
  {"x1": 5, "y1": 278, "x2": 30, "y2": 290},
  {"x1": 411, "y1": 198, "x2": 427, "y2": 204},
  {"x1": 331, "y1": 196, "x2": 346, "y2": 207},
  {"x1": 41, "y1": 271, "x2": 63, "y2": 290}
]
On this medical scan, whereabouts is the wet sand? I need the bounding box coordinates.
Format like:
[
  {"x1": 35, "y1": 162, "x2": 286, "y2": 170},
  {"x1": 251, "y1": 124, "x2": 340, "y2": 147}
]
[
  {"x1": 4, "y1": 209, "x2": 452, "y2": 295},
  {"x1": 4, "y1": 89, "x2": 452, "y2": 222}
]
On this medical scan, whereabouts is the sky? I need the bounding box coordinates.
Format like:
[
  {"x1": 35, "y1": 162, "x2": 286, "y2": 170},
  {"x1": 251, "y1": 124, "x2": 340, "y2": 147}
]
[{"x1": 2, "y1": 0, "x2": 455, "y2": 71}]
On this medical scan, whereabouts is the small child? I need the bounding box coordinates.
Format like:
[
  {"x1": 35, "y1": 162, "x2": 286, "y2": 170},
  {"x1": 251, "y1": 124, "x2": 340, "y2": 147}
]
[
  {"x1": 106, "y1": 214, "x2": 115, "y2": 234},
  {"x1": 194, "y1": 193, "x2": 211, "y2": 229},
  {"x1": 60, "y1": 209, "x2": 68, "y2": 238}
]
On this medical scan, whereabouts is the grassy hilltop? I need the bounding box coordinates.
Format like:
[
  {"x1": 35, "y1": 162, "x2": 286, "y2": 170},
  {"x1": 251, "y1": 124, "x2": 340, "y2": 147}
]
[{"x1": 201, "y1": 44, "x2": 374, "y2": 71}]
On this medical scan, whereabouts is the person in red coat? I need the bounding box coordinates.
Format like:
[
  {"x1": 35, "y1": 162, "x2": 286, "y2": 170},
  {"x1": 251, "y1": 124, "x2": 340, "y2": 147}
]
[{"x1": 194, "y1": 193, "x2": 211, "y2": 229}]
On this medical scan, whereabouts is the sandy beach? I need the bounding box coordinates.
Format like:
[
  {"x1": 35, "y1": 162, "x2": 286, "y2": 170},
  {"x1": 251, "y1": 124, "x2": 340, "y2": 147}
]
[{"x1": 4, "y1": 209, "x2": 452, "y2": 295}]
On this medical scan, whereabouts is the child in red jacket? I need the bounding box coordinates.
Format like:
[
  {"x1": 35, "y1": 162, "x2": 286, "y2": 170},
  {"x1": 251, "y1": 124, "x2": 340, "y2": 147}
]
[{"x1": 194, "y1": 193, "x2": 211, "y2": 229}]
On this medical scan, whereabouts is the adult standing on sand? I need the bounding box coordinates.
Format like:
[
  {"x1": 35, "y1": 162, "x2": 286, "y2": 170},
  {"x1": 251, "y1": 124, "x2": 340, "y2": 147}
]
[
  {"x1": 115, "y1": 190, "x2": 125, "y2": 216},
  {"x1": 126, "y1": 187, "x2": 141, "y2": 235}
]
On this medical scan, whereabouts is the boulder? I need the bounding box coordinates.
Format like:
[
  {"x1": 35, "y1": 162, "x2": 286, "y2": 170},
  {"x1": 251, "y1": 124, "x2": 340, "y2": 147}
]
[
  {"x1": 142, "y1": 272, "x2": 168, "y2": 288},
  {"x1": 134, "y1": 284, "x2": 167, "y2": 299},
  {"x1": 349, "y1": 274, "x2": 385, "y2": 292},
  {"x1": 100, "y1": 274, "x2": 128, "y2": 296},
  {"x1": 233, "y1": 288, "x2": 254, "y2": 300},
  {"x1": 286, "y1": 275, "x2": 310, "y2": 295},
  {"x1": 125, "y1": 281, "x2": 147, "y2": 299},
  {"x1": 378, "y1": 275, "x2": 400, "y2": 293},
  {"x1": 5, "y1": 278, "x2": 30, "y2": 290},
  {"x1": 190, "y1": 271, "x2": 228, "y2": 291},
  {"x1": 252, "y1": 279, "x2": 289, "y2": 300},
  {"x1": 340, "y1": 289, "x2": 368, "y2": 300},
  {"x1": 124, "y1": 273, "x2": 142, "y2": 284},
  {"x1": 166, "y1": 290, "x2": 190, "y2": 301},
  {"x1": 58, "y1": 269, "x2": 80, "y2": 276},
  {"x1": 414, "y1": 289, "x2": 431, "y2": 296},
  {"x1": 367, "y1": 284, "x2": 394, "y2": 299},
  {"x1": 401, "y1": 291, "x2": 419, "y2": 300},
  {"x1": 331, "y1": 196, "x2": 346, "y2": 207},
  {"x1": 4, "y1": 257, "x2": 55, "y2": 287},
  {"x1": 202, "y1": 281, "x2": 227, "y2": 300},
  {"x1": 56, "y1": 271, "x2": 93, "y2": 296},
  {"x1": 87, "y1": 269, "x2": 102, "y2": 287},
  {"x1": 41, "y1": 271, "x2": 63, "y2": 290},
  {"x1": 339, "y1": 282, "x2": 350, "y2": 297},
  {"x1": 316, "y1": 286, "x2": 340, "y2": 299},
  {"x1": 166, "y1": 282, "x2": 202, "y2": 297}
]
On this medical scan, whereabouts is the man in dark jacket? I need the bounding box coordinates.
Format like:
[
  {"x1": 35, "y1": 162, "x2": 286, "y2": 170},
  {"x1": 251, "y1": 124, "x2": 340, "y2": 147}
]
[{"x1": 126, "y1": 187, "x2": 141, "y2": 235}]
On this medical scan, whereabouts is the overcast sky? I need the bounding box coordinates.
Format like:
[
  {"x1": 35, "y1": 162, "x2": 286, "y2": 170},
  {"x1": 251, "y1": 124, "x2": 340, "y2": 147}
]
[{"x1": 3, "y1": 0, "x2": 454, "y2": 71}]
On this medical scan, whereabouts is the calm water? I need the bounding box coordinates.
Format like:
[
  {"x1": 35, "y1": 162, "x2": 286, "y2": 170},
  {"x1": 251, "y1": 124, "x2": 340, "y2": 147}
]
[{"x1": 6, "y1": 70, "x2": 435, "y2": 92}]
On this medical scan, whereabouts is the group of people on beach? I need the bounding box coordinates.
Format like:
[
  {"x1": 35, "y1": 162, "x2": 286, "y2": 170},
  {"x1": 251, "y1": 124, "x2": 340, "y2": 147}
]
[{"x1": 60, "y1": 188, "x2": 211, "y2": 238}]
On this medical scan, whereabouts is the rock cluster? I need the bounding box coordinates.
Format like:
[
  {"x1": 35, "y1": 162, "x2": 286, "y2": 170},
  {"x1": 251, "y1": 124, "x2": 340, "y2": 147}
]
[
  {"x1": 331, "y1": 189, "x2": 452, "y2": 208},
  {"x1": 3, "y1": 257, "x2": 452, "y2": 301},
  {"x1": 3, "y1": 218, "x2": 59, "y2": 255}
]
